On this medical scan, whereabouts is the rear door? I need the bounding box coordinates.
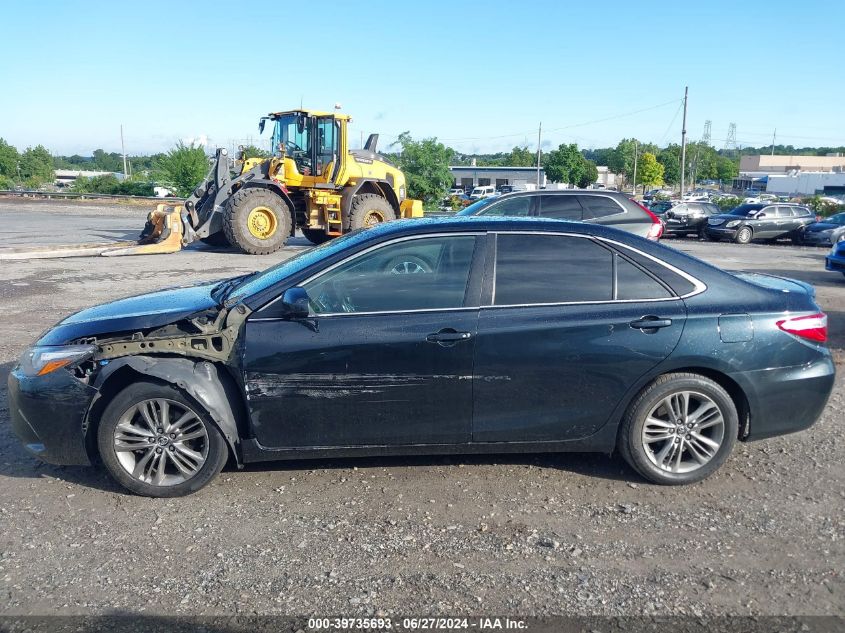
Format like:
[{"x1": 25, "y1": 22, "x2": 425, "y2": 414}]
[{"x1": 472, "y1": 232, "x2": 687, "y2": 442}]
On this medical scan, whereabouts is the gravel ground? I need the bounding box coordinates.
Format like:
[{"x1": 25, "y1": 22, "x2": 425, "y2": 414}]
[{"x1": 0, "y1": 199, "x2": 842, "y2": 617}]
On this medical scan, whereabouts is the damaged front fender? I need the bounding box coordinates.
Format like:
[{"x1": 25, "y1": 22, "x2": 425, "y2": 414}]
[{"x1": 91, "y1": 356, "x2": 245, "y2": 466}]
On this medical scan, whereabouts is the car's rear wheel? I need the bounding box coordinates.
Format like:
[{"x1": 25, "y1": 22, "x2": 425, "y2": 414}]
[
  {"x1": 97, "y1": 381, "x2": 228, "y2": 497},
  {"x1": 618, "y1": 373, "x2": 738, "y2": 485},
  {"x1": 734, "y1": 226, "x2": 753, "y2": 244}
]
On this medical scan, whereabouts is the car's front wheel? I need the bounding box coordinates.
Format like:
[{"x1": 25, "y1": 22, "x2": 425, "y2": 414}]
[
  {"x1": 97, "y1": 381, "x2": 229, "y2": 497},
  {"x1": 618, "y1": 373, "x2": 738, "y2": 485},
  {"x1": 734, "y1": 226, "x2": 753, "y2": 244}
]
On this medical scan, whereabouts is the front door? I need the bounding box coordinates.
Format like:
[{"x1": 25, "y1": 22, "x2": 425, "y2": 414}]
[
  {"x1": 472, "y1": 232, "x2": 686, "y2": 442},
  {"x1": 242, "y1": 234, "x2": 481, "y2": 448}
]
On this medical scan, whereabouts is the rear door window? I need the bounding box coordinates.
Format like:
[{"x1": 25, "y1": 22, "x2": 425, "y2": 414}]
[
  {"x1": 493, "y1": 234, "x2": 612, "y2": 305},
  {"x1": 579, "y1": 195, "x2": 625, "y2": 219},
  {"x1": 538, "y1": 195, "x2": 583, "y2": 220},
  {"x1": 615, "y1": 256, "x2": 673, "y2": 300}
]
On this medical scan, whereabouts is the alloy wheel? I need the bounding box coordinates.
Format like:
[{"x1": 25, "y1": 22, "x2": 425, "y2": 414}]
[
  {"x1": 112, "y1": 398, "x2": 209, "y2": 486},
  {"x1": 641, "y1": 391, "x2": 725, "y2": 474}
]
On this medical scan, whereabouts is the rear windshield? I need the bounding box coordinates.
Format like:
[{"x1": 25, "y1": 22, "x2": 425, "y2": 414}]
[{"x1": 729, "y1": 204, "x2": 765, "y2": 216}]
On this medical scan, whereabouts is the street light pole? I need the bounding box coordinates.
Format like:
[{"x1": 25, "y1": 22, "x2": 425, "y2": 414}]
[
  {"x1": 632, "y1": 139, "x2": 638, "y2": 196},
  {"x1": 679, "y1": 86, "x2": 688, "y2": 198},
  {"x1": 536, "y1": 122, "x2": 542, "y2": 188}
]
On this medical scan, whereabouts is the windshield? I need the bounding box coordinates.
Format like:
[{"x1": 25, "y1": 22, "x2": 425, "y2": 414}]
[
  {"x1": 728, "y1": 204, "x2": 765, "y2": 216},
  {"x1": 457, "y1": 197, "x2": 498, "y2": 216},
  {"x1": 825, "y1": 212, "x2": 845, "y2": 224}
]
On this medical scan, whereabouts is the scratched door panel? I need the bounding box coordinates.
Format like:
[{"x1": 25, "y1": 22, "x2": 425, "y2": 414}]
[{"x1": 242, "y1": 311, "x2": 478, "y2": 448}]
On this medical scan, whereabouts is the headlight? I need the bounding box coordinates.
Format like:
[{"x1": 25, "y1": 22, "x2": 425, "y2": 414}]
[
  {"x1": 725, "y1": 220, "x2": 741, "y2": 228},
  {"x1": 19, "y1": 345, "x2": 97, "y2": 377}
]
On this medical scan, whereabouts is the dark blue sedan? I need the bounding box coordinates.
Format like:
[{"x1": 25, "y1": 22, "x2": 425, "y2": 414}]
[
  {"x1": 826, "y1": 237, "x2": 845, "y2": 277},
  {"x1": 8, "y1": 217, "x2": 835, "y2": 496}
]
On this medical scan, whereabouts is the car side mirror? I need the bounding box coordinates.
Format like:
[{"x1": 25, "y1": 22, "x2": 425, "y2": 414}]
[
  {"x1": 755, "y1": 212, "x2": 766, "y2": 218},
  {"x1": 280, "y1": 287, "x2": 310, "y2": 319}
]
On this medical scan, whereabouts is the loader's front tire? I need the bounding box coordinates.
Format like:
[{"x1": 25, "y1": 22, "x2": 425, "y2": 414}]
[
  {"x1": 302, "y1": 228, "x2": 333, "y2": 245},
  {"x1": 348, "y1": 194, "x2": 395, "y2": 231},
  {"x1": 223, "y1": 188, "x2": 291, "y2": 255}
]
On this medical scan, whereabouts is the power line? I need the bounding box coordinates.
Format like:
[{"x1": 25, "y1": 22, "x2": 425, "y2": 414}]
[{"x1": 433, "y1": 98, "x2": 682, "y2": 143}]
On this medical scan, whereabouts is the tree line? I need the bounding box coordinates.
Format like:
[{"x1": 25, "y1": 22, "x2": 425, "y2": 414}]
[{"x1": 3, "y1": 135, "x2": 843, "y2": 207}]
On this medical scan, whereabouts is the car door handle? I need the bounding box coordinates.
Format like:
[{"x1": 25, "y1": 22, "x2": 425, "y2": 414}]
[
  {"x1": 629, "y1": 316, "x2": 673, "y2": 330},
  {"x1": 426, "y1": 329, "x2": 472, "y2": 344}
]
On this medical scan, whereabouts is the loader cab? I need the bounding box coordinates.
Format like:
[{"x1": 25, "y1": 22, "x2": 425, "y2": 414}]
[{"x1": 265, "y1": 110, "x2": 347, "y2": 185}]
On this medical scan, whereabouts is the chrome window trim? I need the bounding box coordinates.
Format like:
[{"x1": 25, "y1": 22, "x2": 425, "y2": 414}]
[
  {"x1": 256, "y1": 232, "x2": 485, "y2": 317},
  {"x1": 253, "y1": 229, "x2": 707, "y2": 320},
  {"x1": 489, "y1": 231, "x2": 707, "y2": 309}
]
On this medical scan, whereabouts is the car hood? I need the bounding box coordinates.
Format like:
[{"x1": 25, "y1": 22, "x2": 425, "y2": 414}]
[{"x1": 36, "y1": 282, "x2": 220, "y2": 346}]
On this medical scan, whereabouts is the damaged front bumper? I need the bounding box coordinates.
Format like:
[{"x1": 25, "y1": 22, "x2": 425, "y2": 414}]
[{"x1": 7, "y1": 365, "x2": 98, "y2": 466}]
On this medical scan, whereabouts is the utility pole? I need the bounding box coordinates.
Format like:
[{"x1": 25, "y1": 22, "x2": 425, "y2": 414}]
[
  {"x1": 120, "y1": 124, "x2": 127, "y2": 177},
  {"x1": 536, "y1": 122, "x2": 542, "y2": 187},
  {"x1": 679, "y1": 86, "x2": 688, "y2": 198},
  {"x1": 632, "y1": 140, "x2": 638, "y2": 196},
  {"x1": 771, "y1": 128, "x2": 777, "y2": 156}
]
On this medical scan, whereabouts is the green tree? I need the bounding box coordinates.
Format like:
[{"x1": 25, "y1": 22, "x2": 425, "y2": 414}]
[
  {"x1": 508, "y1": 146, "x2": 535, "y2": 167},
  {"x1": 657, "y1": 146, "x2": 680, "y2": 186},
  {"x1": 636, "y1": 152, "x2": 664, "y2": 191},
  {"x1": 577, "y1": 159, "x2": 599, "y2": 188},
  {"x1": 153, "y1": 142, "x2": 210, "y2": 198},
  {"x1": 715, "y1": 155, "x2": 738, "y2": 182},
  {"x1": 19, "y1": 145, "x2": 54, "y2": 186},
  {"x1": 92, "y1": 149, "x2": 124, "y2": 172},
  {"x1": 392, "y1": 132, "x2": 454, "y2": 206},
  {"x1": 0, "y1": 138, "x2": 20, "y2": 179},
  {"x1": 241, "y1": 144, "x2": 271, "y2": 159},
  {"x1": 544, "y1": 143, "x2": 585, "y2": 185}
]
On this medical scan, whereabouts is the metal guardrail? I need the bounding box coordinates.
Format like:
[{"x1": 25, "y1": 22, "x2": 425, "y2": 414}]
[{"x1": 0, "y1": 189, "x2": 178, "y2": 202}]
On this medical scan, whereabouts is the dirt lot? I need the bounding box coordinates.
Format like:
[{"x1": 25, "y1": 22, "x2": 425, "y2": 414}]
[{"x1": 0, "y1": 198, "x2": 843, "y2": 617}]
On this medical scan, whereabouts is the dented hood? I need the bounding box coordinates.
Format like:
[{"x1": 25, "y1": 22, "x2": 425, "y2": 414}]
[{"x1": 36, "y1": 282, "x2": 219, "y2": 346}]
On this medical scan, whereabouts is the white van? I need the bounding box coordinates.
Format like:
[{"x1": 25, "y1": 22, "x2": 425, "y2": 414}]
[{"x1": 469, "y1": 185, "x2": 497, "y2": 200}]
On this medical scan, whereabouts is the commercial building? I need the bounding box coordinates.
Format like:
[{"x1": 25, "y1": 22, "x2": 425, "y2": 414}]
[
  {"x1": 450, "y1": 165, "x2": 546, "y2": 191},
  {"x1": 733, "y1": 154, "x2": 845, "y2": 195},
  {"x1": 54, "y1": 169, "x2": 122, "y2": 187},
  {"x1": 739, "y1": 154, "x2": 845, "y2": 174}
]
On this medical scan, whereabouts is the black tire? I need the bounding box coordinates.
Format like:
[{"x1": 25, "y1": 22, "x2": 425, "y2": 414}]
[
  {"x1": 618, "y1": 373, "x2": 738, "y2": 485},
  {"x1": 200, "y1": 232, "x2": 231, "y2": 248},
  {"x1": 302, "y1": 228, "x2": 333, "y2": 245},
  {"x1": 734, "y1": 225, "x2": 753, "y2": 244},
  {"x1": 347, "y1": 194, "x2": 395, "y2": 231},
  {"x1": 96, "y1": 381, "x2": 229, "y2": 497},
  {"x1": 223, "y1": 188, "x2": 291, "y2": 255}
]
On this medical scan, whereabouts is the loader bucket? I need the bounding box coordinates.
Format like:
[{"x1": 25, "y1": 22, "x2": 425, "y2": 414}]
[{"x1": 101, "y1": 205, "x2": 186, "y2": 257}]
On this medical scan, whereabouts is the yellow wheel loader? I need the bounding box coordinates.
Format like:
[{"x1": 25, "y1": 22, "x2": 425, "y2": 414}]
[{"x1": 140, "y1": 109, "x2": 423, "y2": 255}]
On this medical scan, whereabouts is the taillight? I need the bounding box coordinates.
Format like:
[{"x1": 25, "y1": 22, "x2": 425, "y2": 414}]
[
  {"x1": 631, "y1": 198, "x2": 663, "y2": 240},
  {"x1": 776, "y1": 313, "x2": 828, "y2": 343}
]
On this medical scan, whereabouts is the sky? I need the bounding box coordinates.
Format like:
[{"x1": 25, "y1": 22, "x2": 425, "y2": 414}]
[{"x1": 2, "y1": 0, "x2": 844, "y2": 157}]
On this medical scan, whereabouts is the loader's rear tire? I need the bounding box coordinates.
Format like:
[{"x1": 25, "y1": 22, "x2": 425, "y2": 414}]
[
  {"x1": 348, "y1": 194, "x2": 395, "y2": 231},
  {"x1": 223, "y1": 188, "x2": 291, "y2": 255},
  {"x1": 200, "y1": 232, "x2": 230, "y2": 248},
  {"x1": 302, "y1": 228, "x2": 333, "y2": 245}
]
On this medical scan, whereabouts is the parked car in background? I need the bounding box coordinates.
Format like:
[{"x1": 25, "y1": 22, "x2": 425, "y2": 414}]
[
  {"x1": 705, "y1": 203, "x2": 815, "y2": 244},
  {"x1": 458, "y1": 190, "x2": 663, "y2": 240},
  {"x1": 469, "y1": 185, "x2": 497, "y2": 200},
  {"x1": 662, "y1": 202, "x2": 721, "y2": 239},
  {"x1": 825, "y1": 237, "x2": 845, "y2": 277},
  {"x1": 798, "y1": 212, "x2": 845, "y2": 246},
  {"x1": 448, "y1": 187, "x2": 466, "y2": 196},
  {"x1": 648, "y1": 200, "x2": 677, "y2": 215},
  {"x1": 9, "y1": 216, "x2": 834, "y2": 496}
]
